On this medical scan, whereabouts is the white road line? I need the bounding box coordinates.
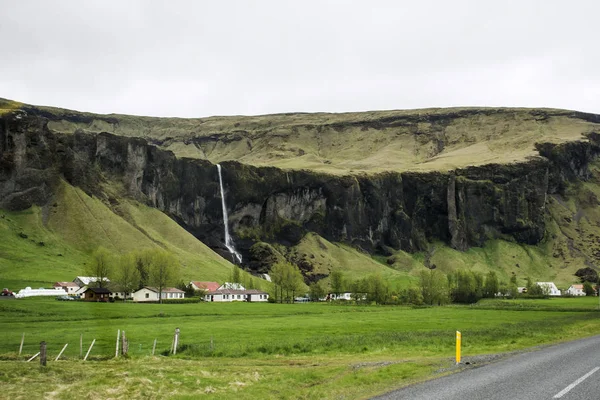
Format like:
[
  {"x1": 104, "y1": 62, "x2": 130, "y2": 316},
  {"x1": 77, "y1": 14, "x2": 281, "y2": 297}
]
[{"x1": 553, "y1": 366, "x2": 600, "y2": 398}]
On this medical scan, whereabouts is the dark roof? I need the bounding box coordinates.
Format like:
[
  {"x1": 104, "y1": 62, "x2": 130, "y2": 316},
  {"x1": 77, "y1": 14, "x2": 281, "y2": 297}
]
[
  {"x1": 85, "y1": 287, "x2": 112, "y2": 294},
  {"x1": 206, "y1": 289, "x2": 268, "y2": 295}
]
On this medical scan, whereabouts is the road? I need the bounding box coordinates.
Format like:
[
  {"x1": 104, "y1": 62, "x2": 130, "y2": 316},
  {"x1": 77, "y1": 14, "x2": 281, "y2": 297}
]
[{"x1": 375, "y1": 335, "x2": 600, "y2": 400}]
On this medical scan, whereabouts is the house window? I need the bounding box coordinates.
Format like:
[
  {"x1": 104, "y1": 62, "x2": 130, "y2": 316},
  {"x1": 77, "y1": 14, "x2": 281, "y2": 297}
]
[{"x1": 145, "y1": 293, "x2": 149, "y2": 299}]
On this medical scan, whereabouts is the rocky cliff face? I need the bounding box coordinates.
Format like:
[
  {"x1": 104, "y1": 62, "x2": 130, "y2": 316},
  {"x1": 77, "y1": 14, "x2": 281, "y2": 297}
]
[{"x1": 2, "y1": 110, "x2": 599, "y2": 271}]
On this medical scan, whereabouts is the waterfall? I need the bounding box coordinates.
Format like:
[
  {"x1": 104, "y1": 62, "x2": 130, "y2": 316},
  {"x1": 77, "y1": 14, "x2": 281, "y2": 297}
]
[{"x1": 216, "y1": 164, "x2": 242, "y2": 263}]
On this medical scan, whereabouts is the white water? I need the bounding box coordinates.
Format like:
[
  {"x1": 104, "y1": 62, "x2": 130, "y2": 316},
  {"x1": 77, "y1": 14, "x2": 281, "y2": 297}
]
[{"x1": 217, "y1": 164, "x2": 242, "y2": 263}]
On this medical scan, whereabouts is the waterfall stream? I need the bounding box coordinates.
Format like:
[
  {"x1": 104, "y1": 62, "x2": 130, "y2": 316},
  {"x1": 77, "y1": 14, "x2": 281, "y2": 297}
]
[{"x1": 216, "y1": 164, "x2": 242, "y2": 263}]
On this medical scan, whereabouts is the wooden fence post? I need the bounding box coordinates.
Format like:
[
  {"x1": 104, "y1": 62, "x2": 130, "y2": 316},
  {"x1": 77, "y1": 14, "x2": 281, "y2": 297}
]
[
  {"x1": 19, "y1": 333, "x2": 24, "y2": 356},
  {"x1": 122, "y1": 331, "x2": 128, "y2": 356},
  {"x1": 152, "y1": 339, "x2": 157, "y2": 356},
  {"x1": 84, "y1": 339, "x2": 95, "y2": 361},
  {"x1": 40, "y1": 341, "x2": 47, "y2": 367},
  {"x1": 172, "y1": 328, "x2": 180, "y2": 355},
  {"x1": 79, "y1": 334, "x2": 83, "y2": 359},
  {"x1": 115, "y1": 330, "x2": 120, "y2": 358},
  {"x1": 55, "y1": 343, "x2": 68, "y2": 361}
]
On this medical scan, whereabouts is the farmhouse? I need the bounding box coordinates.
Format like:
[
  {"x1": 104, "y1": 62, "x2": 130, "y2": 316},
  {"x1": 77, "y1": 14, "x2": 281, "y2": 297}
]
[
  {"x1": 53, "y1": 281, "x2": 80, "y2": 295},
  {"x1": 536, "y1": 282, "x2": 561, "y2": 296},
  {"x1": 83, "y1": 287, "x2": 112, "y2": 302},
  {"x1": 566, "y1": 284, "x2": 586, "y2": 296},
  {"x1": 190, "y1": 281, "x2": 220, "y2": 292},
  {"x1": 204, "y1": 289, "x2": 269, "y2": 302},
  {"x1": 73, "y1": 276, "x2": 110, "y2": 287},
  {"x1": 132, "y1": 287, "x2": 185, "y2": 302}
]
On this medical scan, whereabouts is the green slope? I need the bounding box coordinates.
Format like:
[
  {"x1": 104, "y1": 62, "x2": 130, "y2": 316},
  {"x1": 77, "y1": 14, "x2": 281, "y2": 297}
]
[
  {"x1": 0, "y1": 181, "x2": 235, "y2": 290},
  {"x1": 279, "y1": 233, "x2": 419, "y2": 289}
]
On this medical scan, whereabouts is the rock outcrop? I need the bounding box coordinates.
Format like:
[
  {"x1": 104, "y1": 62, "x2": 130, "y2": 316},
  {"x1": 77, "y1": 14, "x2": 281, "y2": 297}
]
[{"x1": 2, "y1": 109, "x2": 600, "y2": 271}]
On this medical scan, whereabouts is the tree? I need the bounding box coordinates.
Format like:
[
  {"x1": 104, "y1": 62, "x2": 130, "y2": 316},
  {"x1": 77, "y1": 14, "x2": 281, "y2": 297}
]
[
  {"x1": 575, "y1": 267, "x2": 598, "y2": 284},
  {"x1": 330, "y1": 269, "x2": 345, "y2": 296},
  {"x1": 177, "y1": 281, "x2": 200, "y2": 298},
  {"x1": 149, "y1": 250, "x2": 178, "y2": 304},
  {"x1": 308, "y1": 281, "x2": 326, "y2": 301},
  {"x1": 583, "y1": 281, "x2": 596, "y2": 296},
  {"x1": 231, "y1": 266, "x2": 242, "y2": 284},
  {"x1": 399, "y1": 287, "x2": 423, "y2": 305},
  {"x1": 115, "y1": 253, "x2": 141, "y2": 300},
  {"x1": 132, "y1": 249, "x2": 154, "y2": 287},
  {"x1": 419, "y1": 269, "x2": 450, "y2": 305},
  {"x1": 508, "y1": 275, "x2": 519, "y2": 298},
  {"x1": 483, "y1": 271, "x2": 499, "y2": 298},
  {"x1": 269, "y1": 261, "x2": 305, "y2": 303},
  {"x1": 87, "y1": 247, "x2": 112, "y2": 288},
  {"x1": 366, "y1": 274, "x2": 389, "y2": 305},
  {"x1": 449, "y1": 270, "x2": 481, "y2": 304}
]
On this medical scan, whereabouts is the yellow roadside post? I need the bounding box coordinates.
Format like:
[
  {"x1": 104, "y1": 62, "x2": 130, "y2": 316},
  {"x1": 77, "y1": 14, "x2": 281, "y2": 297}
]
[{"x1": 456, "y1": 331, "x2": 461, "y2": 364}]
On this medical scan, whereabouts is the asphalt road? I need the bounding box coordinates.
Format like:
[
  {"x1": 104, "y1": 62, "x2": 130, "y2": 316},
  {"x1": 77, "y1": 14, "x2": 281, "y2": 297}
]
[{"x1": 375, "y1": 335, "x2": 600, "y2": 400}]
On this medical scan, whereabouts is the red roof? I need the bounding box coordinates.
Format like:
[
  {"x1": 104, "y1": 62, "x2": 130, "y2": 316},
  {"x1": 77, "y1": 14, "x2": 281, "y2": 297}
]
[{"x1": 191, "y1": 281, "x2": 220, "y2": 291}]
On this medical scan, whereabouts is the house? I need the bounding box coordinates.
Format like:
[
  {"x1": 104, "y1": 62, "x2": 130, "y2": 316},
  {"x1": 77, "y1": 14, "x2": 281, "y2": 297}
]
[
  {"x1": 73, "y1": 276, "x2": 110, "y2": 287},
  {"x1": 105, "y1": 283, "x2": 131, "y2": 300},
  {"x1": 132, "y1": 287, "x2": 185, "y2": 302},
  {"x1": 204, "y1": 289, "x2": 269, "y2": 302},
  {"x1": 218, "y1": 282, "x2": 245, "y2": 290},
  {"x1": 53, "y1": 282, "x2": 80, "y2": 295},
  {"x1": 536, "y1": 282, "x2": 561, "y2": 296},
  {"x1": 83, "y1": 287, "x2": 112, "y2": 302},
  {"x1": 566, "y1": 284, "x2": 586, "y2": 296},
  {"x1": 327, "y1": 292, "x2": 353, "y2": 301},
  {"x1": 75, "y1": 286, "x2": 88, "y2": 298},
  {"x1": 190, "y1": 281, "x2": 220, "y2": 292}
]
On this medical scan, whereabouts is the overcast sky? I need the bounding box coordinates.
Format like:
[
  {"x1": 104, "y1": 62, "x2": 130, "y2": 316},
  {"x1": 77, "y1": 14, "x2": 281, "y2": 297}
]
[{"x1": 1, "y1": 0, "x2": 599, "y2": 117}]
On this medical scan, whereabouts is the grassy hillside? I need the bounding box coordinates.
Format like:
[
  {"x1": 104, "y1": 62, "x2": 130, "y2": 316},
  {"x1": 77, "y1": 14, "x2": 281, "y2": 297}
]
[
  {"x1": 4, "y1": 98, "x2": 600, "y2": 175},
  {"x1": 0, "y1": 180, "x2": 236, "y2": 290},
  {"x1": 277, "y1": 233, "x2": 418, "y2": 289}
]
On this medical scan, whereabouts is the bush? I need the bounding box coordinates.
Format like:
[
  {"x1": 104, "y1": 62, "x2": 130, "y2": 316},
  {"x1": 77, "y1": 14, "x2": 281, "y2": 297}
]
[{"x1": 161, "y1": 298, "x2": 202, "y2": 304}]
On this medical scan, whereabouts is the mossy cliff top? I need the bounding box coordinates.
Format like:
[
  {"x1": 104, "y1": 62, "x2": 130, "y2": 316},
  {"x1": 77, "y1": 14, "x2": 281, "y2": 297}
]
[{"x1": 3, "y1": 97, "x2": 600, "y2": 175}]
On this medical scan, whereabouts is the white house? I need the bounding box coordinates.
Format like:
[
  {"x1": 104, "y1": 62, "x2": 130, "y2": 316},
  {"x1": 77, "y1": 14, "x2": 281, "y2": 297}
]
[
  {"x1": 204, "y1": 289, "x2": 269, "y2": 302},
  {"x1": 132, "y1": 287, "x2": 185, "y2": 302},
  {"x1": 218, "y1": 282, "x2": 245, "y2": 290},
  {"x1": 53, "y1": 282, "x2": 80, "y2": 295},
  {"x1": 566, "y1": 284, "x2": 586, "y2": 296},
  {"x1": 536, "y1": 282, "x2": 561, "y2": 296},
  {"x1": 73, "y1": 276, "x2": 110, "y2": 287},
  {"x1": 75, "y1": 286, "x2": 88, "y2": 297}
]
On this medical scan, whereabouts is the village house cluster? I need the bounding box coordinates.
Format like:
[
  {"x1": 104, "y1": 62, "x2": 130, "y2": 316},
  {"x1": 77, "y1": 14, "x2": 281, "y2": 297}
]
[{"x1": 10, "y1": 277, "x2": 269, "y2": 303}]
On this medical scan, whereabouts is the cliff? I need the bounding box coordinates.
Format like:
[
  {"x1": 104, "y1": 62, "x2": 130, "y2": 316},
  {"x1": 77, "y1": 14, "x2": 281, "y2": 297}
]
[{"x1": 2, "y1": 102, "x2": 600, "y2": 278}]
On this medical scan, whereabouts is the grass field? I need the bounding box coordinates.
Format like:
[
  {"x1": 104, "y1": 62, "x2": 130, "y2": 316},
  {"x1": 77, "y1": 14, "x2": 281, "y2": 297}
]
[{"x1": 1, "y1": 297, "x2": 600, "y2": 399}]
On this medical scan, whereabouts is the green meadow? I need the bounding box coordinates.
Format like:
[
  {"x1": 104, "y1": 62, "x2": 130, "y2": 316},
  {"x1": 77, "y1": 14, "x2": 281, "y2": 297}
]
[{"x1": 1, "y1": 297, "x2": 600, "y2": 399}]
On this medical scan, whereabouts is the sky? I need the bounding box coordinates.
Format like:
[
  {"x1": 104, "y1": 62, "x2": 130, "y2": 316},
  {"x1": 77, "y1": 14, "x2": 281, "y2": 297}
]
[{"x1": 1, "y1": 0, "x2": 599, "y2": 117}]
